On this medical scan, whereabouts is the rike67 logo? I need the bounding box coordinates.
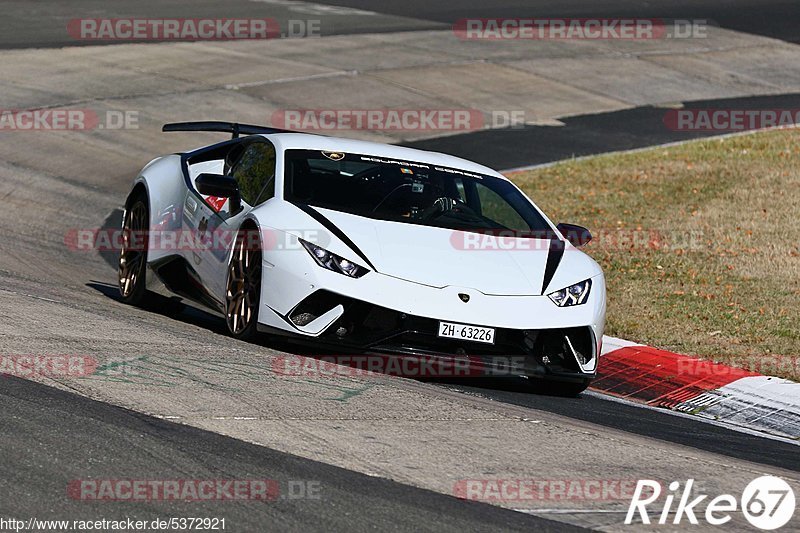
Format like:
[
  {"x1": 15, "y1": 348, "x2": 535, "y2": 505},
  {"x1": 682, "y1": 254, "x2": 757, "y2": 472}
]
[{"x1": 626, "y1": 477, "x2": 795, "y2": 530}]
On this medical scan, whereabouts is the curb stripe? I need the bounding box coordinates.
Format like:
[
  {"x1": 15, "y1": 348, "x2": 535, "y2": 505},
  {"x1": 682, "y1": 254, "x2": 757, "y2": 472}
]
[
  {"x1": 593, "y1": 345, "x2": 757, "y2": 407},
  {"x1": 592, "y1": 337, "x2": 799, "y2": 440}
]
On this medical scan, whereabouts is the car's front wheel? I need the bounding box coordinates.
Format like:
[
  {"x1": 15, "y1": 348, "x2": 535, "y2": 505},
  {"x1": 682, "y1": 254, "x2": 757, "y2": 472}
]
[
  {"x1": 529, "y1": 378, "x2": 592, "y2": 397},
  {"x1": 225, "y1": 227, "x2": 262, "y2": 340}
]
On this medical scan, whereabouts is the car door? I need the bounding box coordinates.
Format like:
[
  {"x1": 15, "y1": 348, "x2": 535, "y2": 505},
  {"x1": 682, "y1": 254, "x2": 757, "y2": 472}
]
[{"x1": 182, "y1": 138, "x2": 277, "y2": 307}]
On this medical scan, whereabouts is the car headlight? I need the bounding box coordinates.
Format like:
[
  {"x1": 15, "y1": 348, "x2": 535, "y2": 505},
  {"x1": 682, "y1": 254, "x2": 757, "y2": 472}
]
[
  {"x1": 547, "y1": 279, "x2": 592, "y2": 307},
  {"x1": 300, "y1": 240, "x2": 369, "y2": 278}
]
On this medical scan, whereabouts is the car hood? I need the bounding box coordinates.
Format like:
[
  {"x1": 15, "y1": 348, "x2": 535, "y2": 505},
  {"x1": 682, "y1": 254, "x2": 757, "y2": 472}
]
[{"x1": 311, "y1": 207, "x2": 594, "y2": 296}]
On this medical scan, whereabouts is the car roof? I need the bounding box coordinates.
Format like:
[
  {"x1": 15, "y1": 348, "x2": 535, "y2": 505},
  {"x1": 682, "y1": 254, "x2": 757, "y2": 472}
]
[{"x1": 260, "y1": 132, "x2": 508, "y2": 180}]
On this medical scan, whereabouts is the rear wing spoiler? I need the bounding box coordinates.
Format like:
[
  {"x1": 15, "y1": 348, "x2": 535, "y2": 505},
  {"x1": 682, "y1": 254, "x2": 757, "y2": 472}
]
[{"x1": 162, "y1": 121, "x2": 297, "y2": 139}]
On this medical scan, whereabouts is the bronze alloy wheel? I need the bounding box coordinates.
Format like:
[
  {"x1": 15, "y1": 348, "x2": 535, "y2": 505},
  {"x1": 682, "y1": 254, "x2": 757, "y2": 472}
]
[
  {"x1": 225, "y1": 229, "x2": 262, "y2": 339},
  {"x1": 118, "y1": 198, "x2": 149, "y2": 304}
]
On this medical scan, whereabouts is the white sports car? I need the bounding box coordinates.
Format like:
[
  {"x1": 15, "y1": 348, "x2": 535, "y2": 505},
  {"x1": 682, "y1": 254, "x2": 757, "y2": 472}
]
[{"x1": 119, "y1": 122, "x2": 605, "y2": 394}]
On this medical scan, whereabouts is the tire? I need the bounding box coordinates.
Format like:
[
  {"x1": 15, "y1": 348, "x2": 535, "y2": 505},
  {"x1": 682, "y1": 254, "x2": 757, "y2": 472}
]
[
  {"x1": 528, "y1": 378, "x2": 591, "y2": 397},
  {"x1": 118, "y1": 193, "x2": 150, "y2": 306},
  {"x1": 225, "y1": 227, "x2": 262, "y2": 341}
]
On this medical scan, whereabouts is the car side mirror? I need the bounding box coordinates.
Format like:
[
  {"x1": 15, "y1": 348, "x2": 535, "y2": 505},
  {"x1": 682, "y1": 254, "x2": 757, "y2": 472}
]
[
  {"x1": 196, "y1": 173, "x2": 242, "y2": 213},
  {"x1": 556, "y1": 223, "x2": 592, "y2": 247}
]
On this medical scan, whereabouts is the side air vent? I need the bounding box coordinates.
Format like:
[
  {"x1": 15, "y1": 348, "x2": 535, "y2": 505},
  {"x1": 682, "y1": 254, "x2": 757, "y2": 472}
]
[
  {"x1": 289, "y1": 290, "x2": 344, "y2": 326},
  {"x1": 532, "y1": 327, "x2": 595, "y2": 373}
]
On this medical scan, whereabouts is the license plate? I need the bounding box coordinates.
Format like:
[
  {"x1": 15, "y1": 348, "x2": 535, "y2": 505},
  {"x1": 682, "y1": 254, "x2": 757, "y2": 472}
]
[{"x1": 438, "y1": 321, "x2": 495, "y2": 344}]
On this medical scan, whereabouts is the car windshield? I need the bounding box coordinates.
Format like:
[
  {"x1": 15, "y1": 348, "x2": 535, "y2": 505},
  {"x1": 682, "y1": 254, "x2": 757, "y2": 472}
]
[{"x1": 283, "y1": 149, "x2": 553, "y2": 235}]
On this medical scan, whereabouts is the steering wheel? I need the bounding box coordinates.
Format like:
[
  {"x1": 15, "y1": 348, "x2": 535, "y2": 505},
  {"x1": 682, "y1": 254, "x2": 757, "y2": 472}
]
[{"x1": 421, "y1": 196, "x2": 478, "y2": 221}]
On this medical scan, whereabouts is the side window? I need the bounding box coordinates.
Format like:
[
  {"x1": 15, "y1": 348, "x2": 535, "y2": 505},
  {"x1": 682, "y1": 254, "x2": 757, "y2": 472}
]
[
  {"x1": 230, "y1": 141, "x2": 276, "y2": 207},
  {"x1": 475, "y1": 182, "x2": 529, "y2": 231}
]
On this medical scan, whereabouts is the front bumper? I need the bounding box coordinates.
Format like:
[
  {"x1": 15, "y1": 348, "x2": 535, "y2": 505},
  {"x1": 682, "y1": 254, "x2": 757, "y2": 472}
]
[{"x1": 261, "y1": 289, "x2": 598, "y2": 381}]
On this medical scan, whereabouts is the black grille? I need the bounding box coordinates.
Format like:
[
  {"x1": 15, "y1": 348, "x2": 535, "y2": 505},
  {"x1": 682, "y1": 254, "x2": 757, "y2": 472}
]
[{"x1": 290, "y1": 290, "x2": 596, "y2": 378}]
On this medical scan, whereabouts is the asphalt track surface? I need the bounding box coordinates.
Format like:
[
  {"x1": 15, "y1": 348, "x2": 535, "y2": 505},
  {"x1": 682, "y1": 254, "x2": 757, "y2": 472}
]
[
  {"x1": 3, "y1": 0, "x2": 798, "y2": 49},
  {"x1": 1, "y1": 376, "x2": 575, "y2": 532},
  {"x1": 0, "y1": 0, "x2": 800, "y2": 48},
  {"x1": 315, "y1": 0, "x2": 800, "y2": 43},
  {"x1": 0, "y1": 0, "x2": 443, "y2": 49},
  {"x1": 406, "y1": 93, "x2": 800, "y2": 170},
  {"x1": 435, "y1": 379, "x2": 800, "y2": 472},
  {"x1": 1, "y1": 1, "x2": 799, "y2": 532}
]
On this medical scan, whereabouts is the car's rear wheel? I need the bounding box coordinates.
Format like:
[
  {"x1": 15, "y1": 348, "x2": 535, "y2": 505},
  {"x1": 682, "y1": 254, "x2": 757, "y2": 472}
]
[
  {"x1": 225, "y1": 227, "x2": 261, "y2": 340},
  {"x1": 118, "y1": 194, "x2": 150, "y2": 306}
]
